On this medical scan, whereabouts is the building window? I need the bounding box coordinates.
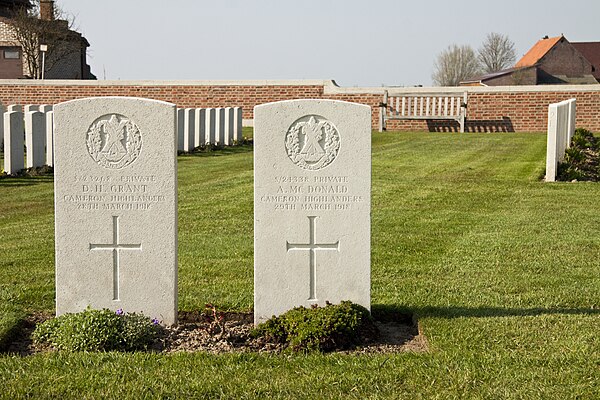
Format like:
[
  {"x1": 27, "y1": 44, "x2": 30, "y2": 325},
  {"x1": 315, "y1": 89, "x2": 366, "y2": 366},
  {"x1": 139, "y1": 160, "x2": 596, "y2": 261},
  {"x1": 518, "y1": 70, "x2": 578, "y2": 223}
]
[{"x1": 4, "y1": 50, "x2": 20, "y2": 59}]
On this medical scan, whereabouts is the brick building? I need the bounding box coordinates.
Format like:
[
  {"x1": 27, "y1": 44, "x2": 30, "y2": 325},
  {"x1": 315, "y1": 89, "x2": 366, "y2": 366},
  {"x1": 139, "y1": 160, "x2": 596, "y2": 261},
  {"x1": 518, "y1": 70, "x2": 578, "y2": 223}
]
[
  {"x1": 462, "y1": 35, "x2": 599, "y2": 86},
  {"x1": 0, "y1": 0, "x2": 94, "y2": 79}
]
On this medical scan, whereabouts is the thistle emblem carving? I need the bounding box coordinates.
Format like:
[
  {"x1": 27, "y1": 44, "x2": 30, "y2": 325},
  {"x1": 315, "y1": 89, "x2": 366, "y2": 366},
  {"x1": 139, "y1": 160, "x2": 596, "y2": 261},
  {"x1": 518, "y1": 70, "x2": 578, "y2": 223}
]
[
  {"x1": 86, "y1": 114, "x2": 143, "y2": 169},
  {"x1": 284, "y1": 115, "x2": 341, "y2": 171}
]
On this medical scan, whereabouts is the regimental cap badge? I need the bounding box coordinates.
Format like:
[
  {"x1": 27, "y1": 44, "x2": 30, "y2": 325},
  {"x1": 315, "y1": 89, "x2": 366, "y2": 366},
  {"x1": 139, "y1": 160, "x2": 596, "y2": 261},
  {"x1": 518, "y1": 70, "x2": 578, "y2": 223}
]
[
  {"x1": 284, "y1": 115, "x2": 341, "y2": 171},
  {"x1": 86, "y1": 114, "x2": 143, "y2": 169}
]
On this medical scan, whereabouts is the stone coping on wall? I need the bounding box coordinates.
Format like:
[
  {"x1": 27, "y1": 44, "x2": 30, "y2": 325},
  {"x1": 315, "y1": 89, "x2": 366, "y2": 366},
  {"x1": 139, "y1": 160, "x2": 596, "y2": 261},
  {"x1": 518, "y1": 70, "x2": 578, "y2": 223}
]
[
  {"x1": 0, "y1": 79, "x2": 332, "y2": 87},
  {"x1": 0, "y1": 78, "x2": 598, "y2": 95}
]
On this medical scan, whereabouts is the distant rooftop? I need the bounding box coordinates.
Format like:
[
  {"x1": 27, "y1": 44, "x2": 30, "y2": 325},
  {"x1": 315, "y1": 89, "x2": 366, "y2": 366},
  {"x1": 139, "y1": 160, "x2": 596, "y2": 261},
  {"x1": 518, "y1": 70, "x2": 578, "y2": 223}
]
[{"x1": 515, "y1": 36, "x2": 562, "y2": 67}]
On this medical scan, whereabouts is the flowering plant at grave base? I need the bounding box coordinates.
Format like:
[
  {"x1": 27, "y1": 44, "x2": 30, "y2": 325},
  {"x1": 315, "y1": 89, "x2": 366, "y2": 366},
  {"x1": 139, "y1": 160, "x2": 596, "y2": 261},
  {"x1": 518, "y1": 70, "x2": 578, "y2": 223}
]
[{"x1": 32, "y1": 307, "x2": 162, "y2": 352}]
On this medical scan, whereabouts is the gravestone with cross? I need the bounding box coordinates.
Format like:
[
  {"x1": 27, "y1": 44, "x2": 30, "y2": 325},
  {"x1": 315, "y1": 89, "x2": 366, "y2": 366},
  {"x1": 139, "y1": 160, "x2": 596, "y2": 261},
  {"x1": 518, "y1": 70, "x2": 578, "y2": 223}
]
[
  {"x1": 53, "y1": 97, "x2": 178, "y2": 325},
  {"x1": 253, "y1": 99, "x2": 371, "y2": 323}
]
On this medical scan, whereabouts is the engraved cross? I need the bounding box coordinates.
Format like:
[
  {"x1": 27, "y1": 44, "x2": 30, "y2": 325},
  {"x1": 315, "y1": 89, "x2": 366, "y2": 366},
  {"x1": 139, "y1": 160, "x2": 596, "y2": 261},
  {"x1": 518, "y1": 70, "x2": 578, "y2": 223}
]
[
  {"x1": 286, "y1": 216, "x2": 340, "y2": 301},
  {"x1": 89, "y1": 216, "x2": 142, "y2": 301}
]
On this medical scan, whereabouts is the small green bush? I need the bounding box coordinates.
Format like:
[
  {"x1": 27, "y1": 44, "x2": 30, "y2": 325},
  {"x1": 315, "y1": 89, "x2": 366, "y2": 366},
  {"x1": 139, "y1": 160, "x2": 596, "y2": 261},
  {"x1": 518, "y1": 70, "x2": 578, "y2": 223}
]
[
  {"x1": 557, "y1": 128, "x2": 600, "y2": 181},
  {"x1": 32, "y1": 308, "x2": 161, "y2": 352},
  {"x1": 252, "y1": 301, "x2": 377, "y2": 352}
]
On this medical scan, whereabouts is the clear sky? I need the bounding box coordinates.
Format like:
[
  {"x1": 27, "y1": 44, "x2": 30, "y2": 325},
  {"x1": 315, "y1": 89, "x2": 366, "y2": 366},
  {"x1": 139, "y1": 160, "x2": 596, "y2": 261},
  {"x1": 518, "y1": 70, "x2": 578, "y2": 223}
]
[{"x1": 58, "y1": 0, "x2": 600, "y2": 87}]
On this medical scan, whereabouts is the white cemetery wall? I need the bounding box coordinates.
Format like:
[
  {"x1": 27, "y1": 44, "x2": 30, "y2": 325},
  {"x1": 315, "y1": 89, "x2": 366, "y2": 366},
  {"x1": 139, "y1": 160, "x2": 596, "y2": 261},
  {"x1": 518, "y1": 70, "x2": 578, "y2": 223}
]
[
  {"x1": 53, "y1": 97, "x2": 178, "y2": 325},
  {"x1": 253, "y1": 99, "x2": 371, "y2": 323}
]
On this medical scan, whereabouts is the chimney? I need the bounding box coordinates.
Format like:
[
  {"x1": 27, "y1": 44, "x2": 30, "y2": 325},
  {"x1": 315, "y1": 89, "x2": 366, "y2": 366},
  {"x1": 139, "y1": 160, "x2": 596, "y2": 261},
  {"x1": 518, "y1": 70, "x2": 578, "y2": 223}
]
[{"x1": 39, "y1": 0, "x2": 54, "y2": 21}]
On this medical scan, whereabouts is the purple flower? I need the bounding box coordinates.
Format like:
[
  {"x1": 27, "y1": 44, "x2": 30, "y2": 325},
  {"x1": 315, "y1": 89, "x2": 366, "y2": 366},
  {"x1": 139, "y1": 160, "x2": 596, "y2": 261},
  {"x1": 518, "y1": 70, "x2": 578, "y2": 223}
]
[
  {"x1": 152, "y1": 318, "x2": 160, "y2": 325},
  {"x1": 115, "y1": 308, "x2": 124, "y2": 315}
]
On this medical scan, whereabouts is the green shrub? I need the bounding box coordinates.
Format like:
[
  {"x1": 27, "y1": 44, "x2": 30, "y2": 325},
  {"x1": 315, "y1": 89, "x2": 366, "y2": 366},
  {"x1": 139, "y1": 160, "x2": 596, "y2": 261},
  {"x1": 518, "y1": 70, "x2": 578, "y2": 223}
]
[
  {"x1": 252, "y1": 301, "x2": 377, "y2": 352},
  {"x1": 32, "y1": 308, "x2": 161, "y2": 352},
  {"x1": 557, "y1": 128, "x2": 600, "y2": 181}
]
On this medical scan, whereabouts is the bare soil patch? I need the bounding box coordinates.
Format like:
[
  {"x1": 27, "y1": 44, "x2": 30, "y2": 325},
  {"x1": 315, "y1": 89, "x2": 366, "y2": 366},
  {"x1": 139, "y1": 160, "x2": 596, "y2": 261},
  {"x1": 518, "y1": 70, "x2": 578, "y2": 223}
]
[{"x1": 4, "y1": 311, "x2": 428, "y2": 356}]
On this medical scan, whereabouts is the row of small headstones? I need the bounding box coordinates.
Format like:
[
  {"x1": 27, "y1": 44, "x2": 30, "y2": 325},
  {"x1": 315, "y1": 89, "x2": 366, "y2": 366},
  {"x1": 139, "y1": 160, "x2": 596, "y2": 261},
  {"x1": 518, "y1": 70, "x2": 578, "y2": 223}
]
[
  {"x1": 1, "y1": 104, "x2": 245, "y2": 175},
  {"x1": 1, "y1": 104, "x2": 55, "y2": 175},
  {"x1": 177, "y1": 107, "x2": 243, "y2": 152}
]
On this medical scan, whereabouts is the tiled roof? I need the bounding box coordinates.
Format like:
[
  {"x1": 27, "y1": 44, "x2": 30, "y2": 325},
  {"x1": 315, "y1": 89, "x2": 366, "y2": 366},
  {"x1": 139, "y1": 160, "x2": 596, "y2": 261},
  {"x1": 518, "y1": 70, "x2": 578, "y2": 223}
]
[{"x1": 515, "y1": 36, "x2": 562, "y2": 67}]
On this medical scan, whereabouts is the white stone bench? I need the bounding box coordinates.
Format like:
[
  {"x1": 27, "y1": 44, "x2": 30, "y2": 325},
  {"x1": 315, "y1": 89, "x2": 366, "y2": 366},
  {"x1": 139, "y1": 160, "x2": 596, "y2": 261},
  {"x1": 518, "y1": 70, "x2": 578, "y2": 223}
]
[{"x1": 379, "y1": 91, "x2": 468, "y2": 133}]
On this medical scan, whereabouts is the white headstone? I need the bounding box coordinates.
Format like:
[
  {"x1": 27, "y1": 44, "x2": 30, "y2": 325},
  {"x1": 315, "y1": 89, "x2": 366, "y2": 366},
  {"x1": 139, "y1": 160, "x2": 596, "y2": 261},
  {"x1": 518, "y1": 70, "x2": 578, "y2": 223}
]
[
  {"x1": 24, "y1": 105, "x2": 39, "y2": 113},
  {"x1": 3, "y1": 111, "x2": 24, "y2": 174},
  {"x1": 176, "y1": 109, "x2": 185, "y2": 152},
  {"x1": 45, "y1": 110, "x2": 54, "y2": 167},
  {"x1": 233, "y1": 107, "x2": 243, "y2": 143},
  {"x1": 7, "y1": 104, "x2": 22, "y2": 113},
  {"x1": 195, "y1": 108, "x2": 206, "y2": 147},
  {"x1": 25, "y1": 111, "x2": 46, "y2": 168},
  {"x1": 224, "y1": 107, "x2": 234, "y2": 146},
  {"x1": 53, "y1": 97, "x2": 178, "y2": 325},
  {"x1": 39, "y1": 104, "x2": 53, "y2": 114},
  {"x1": 183, "y1": 108, "x2": 195, "y2": 152},
  {"x1": 215, "y1": 108, "x2": 225, "y2": 145},
  {"x1": 205, "y1": 108, "x2": 216, "y2": 145},
  {"x1": 0, "y1": 104, "x2": 4, "y2": 151},
  {"x1": 253, "y1": 99, "x2": 371, "y2": 323}
]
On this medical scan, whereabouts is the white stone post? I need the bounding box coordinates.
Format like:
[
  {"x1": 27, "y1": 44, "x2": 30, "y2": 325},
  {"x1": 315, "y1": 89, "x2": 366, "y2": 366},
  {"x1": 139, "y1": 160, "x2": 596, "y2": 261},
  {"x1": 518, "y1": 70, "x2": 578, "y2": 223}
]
[{"x1": 3, "y1": 111, "x2": 24, "y2": 174}]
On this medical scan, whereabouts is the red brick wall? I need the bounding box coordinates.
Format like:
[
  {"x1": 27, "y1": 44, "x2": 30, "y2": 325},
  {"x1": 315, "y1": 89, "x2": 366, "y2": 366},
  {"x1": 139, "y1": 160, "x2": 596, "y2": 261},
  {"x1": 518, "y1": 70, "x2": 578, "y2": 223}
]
[{"x1": 0, "y1": 80, "x2": 598, "y2": 132}]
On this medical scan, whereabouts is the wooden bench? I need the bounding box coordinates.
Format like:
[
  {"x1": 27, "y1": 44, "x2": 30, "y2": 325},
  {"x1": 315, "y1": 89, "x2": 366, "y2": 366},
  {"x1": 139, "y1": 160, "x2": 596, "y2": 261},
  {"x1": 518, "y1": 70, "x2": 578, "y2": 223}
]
[{"x1": 379, "y1": 91, "x2": 468, "y2": 132}]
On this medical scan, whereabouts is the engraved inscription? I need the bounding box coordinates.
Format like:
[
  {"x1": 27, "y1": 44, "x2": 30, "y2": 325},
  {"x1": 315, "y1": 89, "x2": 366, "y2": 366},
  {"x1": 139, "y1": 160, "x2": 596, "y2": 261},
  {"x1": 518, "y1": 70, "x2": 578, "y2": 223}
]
[
  {"x1": 63, "y1": 175, "x2": 166, "y2": 212},
  {"x1": 87, "y1": 114, "x2": 142, "y2": 169},
  {"x1": 286, "y1": 216, "x2": 340, "y2": 301},
  {"x1": 285, "y1": 115, "x2": 340, "y2": 171},
  {"x1": 89, "y1": 216, "x2": 142, "y2": 301},
  {"x1": 259, "y1": 175, "x2": 364, "y2": 211}
]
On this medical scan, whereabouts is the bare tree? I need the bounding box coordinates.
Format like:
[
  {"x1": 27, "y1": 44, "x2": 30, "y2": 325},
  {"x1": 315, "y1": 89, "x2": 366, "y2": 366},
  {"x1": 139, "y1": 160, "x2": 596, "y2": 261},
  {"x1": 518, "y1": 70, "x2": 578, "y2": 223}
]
[
  {"x1": 478, "y1": 32, "x2": 517, "y2": 73},
  {"x1": 432, "y1": 44, "x2": 481, "y2": 86},
  {"x1": 9, "y1": 0, "x2": 81, "y2": 79}
]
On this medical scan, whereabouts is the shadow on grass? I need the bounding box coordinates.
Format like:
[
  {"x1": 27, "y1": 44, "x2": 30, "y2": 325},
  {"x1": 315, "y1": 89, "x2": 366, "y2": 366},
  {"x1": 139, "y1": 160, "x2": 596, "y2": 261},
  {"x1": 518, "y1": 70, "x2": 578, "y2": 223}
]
[
  {"x1": 178, "y1": 143, "x2": 253, "y2": 159},
  {"x1": 0, "y1": 175, "x2": 54, "y2": 187},
  {"x1": 411, "y1": 305, "x2": 600, "y2": 319}
]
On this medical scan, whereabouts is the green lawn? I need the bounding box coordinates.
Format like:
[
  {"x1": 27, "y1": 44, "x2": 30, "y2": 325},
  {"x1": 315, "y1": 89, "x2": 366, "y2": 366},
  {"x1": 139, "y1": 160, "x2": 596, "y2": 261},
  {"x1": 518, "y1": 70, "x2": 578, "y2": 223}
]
[{"x1": 1, "y1": 131, "x2": 599, "y2": 399}]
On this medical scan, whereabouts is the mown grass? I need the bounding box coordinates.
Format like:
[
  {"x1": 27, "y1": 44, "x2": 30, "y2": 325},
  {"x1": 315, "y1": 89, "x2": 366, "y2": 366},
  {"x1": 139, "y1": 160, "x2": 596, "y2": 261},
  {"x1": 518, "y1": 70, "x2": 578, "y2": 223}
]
[{"x1": 1, "y1": 131, "x2": 599, "y2": 399}]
